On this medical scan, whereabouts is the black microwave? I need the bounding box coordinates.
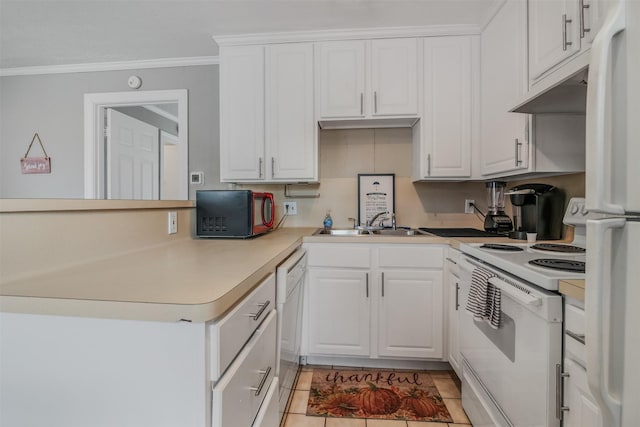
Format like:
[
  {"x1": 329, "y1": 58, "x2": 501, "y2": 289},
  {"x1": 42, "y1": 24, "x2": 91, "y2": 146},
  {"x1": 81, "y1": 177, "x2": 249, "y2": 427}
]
[{"x1": 196, "y1": 190, "x2": 275, "y2": 238}]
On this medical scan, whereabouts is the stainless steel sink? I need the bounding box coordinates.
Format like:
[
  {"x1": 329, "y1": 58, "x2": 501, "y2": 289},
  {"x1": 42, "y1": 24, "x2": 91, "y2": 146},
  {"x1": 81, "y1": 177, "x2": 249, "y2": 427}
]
[
  {"x1": 313, "y1": 228, "x2": 370, "y2": 236},
  {"x1": 373, "y1": 228, "x2": 419, "y2": 236},
  {"x1": 312, "y1": 227, "x2": 420, "y2": 236}
]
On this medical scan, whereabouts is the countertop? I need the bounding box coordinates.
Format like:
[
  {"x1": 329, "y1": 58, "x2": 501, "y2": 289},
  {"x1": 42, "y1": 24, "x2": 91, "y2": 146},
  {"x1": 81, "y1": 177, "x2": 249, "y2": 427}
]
[
  {"x1": 0, "y1": 228, "x2": 314, "y2": 323},
  {"x1": 0, "y1": 227, "x2": 579, "y2": 322}
]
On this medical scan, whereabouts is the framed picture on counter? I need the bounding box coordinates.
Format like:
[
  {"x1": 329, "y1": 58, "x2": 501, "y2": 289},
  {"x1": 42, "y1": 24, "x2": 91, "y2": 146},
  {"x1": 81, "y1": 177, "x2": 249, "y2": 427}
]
[{"x1": 357, "y1": 173, "x2": 395, "y2": 228}]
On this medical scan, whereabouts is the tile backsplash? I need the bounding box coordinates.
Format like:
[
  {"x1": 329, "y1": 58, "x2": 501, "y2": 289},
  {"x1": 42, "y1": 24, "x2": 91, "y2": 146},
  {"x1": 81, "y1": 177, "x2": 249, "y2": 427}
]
[{"x1": 242, "y1": 128, "x2": 585, "y2": 231}]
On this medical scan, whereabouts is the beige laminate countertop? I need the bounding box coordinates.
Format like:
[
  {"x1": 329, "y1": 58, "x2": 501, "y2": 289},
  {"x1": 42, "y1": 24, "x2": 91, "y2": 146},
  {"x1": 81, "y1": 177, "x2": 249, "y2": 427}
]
[
  {"x1": 559, "y1": 279, "x2": 586, "y2": 302},
  {"x1": 1, "y1": 227, "x2": 579, "y2": 323},
  {"x1": 0, "y1": 228, "x2": 315, "y2": 323}
]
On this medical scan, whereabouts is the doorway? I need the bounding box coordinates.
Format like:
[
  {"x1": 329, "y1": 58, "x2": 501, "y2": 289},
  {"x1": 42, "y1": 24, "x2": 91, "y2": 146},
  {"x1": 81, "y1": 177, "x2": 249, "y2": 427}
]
[{"x1": 83, "y1": 89, "x2": 188, "y2": 200}]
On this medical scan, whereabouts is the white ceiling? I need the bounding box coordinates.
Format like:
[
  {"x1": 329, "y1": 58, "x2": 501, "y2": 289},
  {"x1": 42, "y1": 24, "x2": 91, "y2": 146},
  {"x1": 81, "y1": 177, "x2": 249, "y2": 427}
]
[{"x1": 0, "y1": 0, "x2": 500, "y2": 69}]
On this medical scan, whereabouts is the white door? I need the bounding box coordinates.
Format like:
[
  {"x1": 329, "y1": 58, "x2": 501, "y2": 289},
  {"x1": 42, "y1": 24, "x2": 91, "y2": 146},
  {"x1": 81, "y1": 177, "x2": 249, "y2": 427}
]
[
  {"x1": 306, "y1": 268, "x2": 370, "y2": 356},
  {"x1": 265, "y1": 43, "x2": 316, "y2": 181},
  {"x1": 377, "y1": 270, "x2": 443, "y2": 359},
  {"x1": 220, "y1": 45, "x2": 265, "y2": 181},
  {"x1": 106, "y1": 108, "x2": 159, "y2": 200},
  {"x1": 480, "y1": 0, "x2": 530, "y2": 176},
  {"x1": 370, "y1": 38, "x2": 418, "y2": 116},
  {"x1": 421, "y1": 36, "x2": 473, "y2": 178},
  {"x1": 316, "y1": 40, "x2": 366, "y2": 119},
  {"x1": 529, "y1": 0, "x2": 581, "y2": 81}
]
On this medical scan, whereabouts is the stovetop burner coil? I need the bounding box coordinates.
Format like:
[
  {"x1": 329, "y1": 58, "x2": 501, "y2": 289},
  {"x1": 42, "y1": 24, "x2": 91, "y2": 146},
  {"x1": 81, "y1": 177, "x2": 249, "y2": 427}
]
[
  {"x1": 480, "y1": 244, "x2": 525, "y2": 252},
  {"x1": 530, "y1": 243, "x2": 586, "y2": 253},
  {"x1": 528, "y1": 258, "x2": 586, "y2": 273}
]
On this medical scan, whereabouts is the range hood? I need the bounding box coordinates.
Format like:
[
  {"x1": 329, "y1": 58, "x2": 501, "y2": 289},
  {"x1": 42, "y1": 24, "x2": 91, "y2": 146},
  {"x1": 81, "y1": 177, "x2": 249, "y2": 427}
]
[
  {"x1": 510, "y1": 59, "x2": 589, "y2": 114},
  {"x1": 318, "y1": 117, "x2": 419, "y2": 130}
]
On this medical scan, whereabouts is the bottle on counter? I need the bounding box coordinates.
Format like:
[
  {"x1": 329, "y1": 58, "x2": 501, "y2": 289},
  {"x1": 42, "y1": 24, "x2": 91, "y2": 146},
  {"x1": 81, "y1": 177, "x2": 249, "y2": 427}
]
[{"x1": 323, "y1": 210, "x2": 333, "y2": 230}]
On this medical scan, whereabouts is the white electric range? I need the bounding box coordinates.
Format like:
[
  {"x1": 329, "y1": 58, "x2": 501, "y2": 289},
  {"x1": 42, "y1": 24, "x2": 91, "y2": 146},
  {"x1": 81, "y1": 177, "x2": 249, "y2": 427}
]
[
  {"x1": 459, "y1": 197, "x2": 594, "y2": 291},
  {"x1": 456, "y1": 198, "x2": 597, "y2": 427}
]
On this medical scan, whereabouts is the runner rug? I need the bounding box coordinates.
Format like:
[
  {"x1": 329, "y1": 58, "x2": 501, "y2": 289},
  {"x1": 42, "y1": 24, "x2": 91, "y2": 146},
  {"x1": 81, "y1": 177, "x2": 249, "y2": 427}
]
[{"x1": 306, "y1": 368, "x2": 453, "y2": 422}]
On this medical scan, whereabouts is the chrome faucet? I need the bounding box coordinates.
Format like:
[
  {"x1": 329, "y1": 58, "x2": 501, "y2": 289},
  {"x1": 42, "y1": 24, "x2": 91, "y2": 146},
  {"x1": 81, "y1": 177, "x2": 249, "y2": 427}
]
[{"x1": 367, "y1": 211, "x2": 388, "y2": 227}]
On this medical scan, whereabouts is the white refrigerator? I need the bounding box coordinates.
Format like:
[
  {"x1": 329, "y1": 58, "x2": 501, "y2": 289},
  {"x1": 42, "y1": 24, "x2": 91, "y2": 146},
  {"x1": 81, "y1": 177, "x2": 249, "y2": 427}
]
[{"x1": 585, "y1": 0, "x2": 640, "y2": 426}]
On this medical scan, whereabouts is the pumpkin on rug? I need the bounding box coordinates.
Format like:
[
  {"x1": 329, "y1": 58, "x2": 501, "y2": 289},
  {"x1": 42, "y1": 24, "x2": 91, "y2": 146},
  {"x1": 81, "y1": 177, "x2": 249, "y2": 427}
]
[{"x1": 306, "y1": 368, "x2": 453, "y2": 422}]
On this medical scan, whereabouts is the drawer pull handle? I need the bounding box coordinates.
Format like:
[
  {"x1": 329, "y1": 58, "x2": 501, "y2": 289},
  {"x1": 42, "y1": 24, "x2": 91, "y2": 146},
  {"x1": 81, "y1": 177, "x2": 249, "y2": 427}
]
[
  {"x1": 250, "y1": 366, "x2": 272, "y2": 396},
  {"x1": 566, "y1": 329, "x2": 586, "y2": 344},
  {"x1": 246, "y1": 300, "x2": 270, "y2": 321}
]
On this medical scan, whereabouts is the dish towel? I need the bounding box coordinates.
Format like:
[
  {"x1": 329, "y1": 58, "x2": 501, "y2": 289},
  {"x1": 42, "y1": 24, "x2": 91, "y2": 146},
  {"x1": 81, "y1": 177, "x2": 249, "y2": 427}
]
[{"x1": 465, "y1": 266, "x2": 502, "y2": 329}]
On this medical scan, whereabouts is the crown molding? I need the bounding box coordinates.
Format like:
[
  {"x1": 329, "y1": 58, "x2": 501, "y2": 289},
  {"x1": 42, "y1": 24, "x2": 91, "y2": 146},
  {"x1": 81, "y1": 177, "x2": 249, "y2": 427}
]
[
  {"x1": 0, "y1": 56, "x2": 220, "y2": 77},
  {"x1": 213, "y1": 24, "x2": 482, "y2": 47}
]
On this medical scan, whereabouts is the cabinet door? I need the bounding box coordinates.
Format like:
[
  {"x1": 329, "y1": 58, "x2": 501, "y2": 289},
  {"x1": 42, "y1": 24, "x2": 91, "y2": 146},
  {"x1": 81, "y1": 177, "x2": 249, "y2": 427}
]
[
  {"x1": 317, "y1": 40, "x2": 366, "y2": 119},
  {"x1": 307, "y1": 268, "x2": 370, "y2": 356},
  {"x1": 265, "y1": 43, "x2": 316, "y2": 180},
  {"x1": 584, "y1": 0, "x2": 608, "y2": 45},
  {"x1": 529, "y1": 0, "x2": 581, "y2": 81},
  {"x1": 220, "y1": 45, "x2": 265, "y2": 181},
  {"x1": 370, "y1": 38, "x2": 418, "y2": 116},
  {"x1": 421, "y1": 36, "x2": 472, "y2": 178},
  {"x1": 377, "y1": 270, "x2": 443, "y2": 359},
  {"x1": 446, "y1": 268, "x2": 461, "y2": 376},
  {"x1": 563, "y1": 358, "x2": 604, "y2": 427},
  {"x1": 480, "y1": 0, "x2": 530, "y2": 176}
]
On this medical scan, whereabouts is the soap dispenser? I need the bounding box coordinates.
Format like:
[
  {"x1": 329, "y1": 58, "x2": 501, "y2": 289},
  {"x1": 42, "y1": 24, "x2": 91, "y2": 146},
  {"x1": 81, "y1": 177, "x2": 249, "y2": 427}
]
[{"x1": 323, "y1": 210, "x2": 333, "y2": 230}]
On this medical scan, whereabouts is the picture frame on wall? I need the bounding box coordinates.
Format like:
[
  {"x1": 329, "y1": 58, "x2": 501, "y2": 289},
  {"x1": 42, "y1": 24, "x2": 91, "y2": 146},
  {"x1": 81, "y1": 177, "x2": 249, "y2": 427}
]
[{"x1": 357, "y1": 173, "x2": 395, "y2": 228}]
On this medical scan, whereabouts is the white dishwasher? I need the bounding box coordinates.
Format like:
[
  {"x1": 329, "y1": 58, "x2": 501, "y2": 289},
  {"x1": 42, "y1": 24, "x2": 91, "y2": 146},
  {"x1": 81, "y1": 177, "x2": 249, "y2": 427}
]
[{"x1": 275, "y1": 248, "x2": 307, "y2": 421}]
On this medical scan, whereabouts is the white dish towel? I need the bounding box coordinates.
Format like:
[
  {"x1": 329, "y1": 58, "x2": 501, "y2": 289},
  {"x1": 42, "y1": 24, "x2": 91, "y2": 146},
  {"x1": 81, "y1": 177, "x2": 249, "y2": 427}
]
[{"x1": 465, "y1": 266, "x2": 501, "y2": 329}]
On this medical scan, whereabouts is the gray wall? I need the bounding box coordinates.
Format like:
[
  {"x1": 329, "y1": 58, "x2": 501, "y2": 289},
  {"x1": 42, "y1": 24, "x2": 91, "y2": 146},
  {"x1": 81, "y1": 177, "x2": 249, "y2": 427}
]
[{"x1": 0, "y1": 65, "x2": 220, "y2": 199}]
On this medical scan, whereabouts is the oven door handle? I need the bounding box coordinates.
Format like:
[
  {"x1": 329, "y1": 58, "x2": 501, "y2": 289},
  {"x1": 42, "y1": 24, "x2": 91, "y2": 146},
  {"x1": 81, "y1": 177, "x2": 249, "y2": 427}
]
[{"x1": 488, "y1": 277, "x2": 542, "y2": 307}]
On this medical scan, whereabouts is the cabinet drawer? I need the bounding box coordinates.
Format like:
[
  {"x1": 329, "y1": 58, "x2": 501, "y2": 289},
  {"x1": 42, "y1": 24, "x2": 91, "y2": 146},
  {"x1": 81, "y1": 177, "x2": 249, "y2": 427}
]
[
  {"x1": 377, "y1": 245, "x2": 444, "y2": 268},
  {"x1": 565, "y1": 303, "x2": 586, "y2": 367},
  {"x1": 306, "y1": 245, "x2": 370, "y2": 268},
  {"x1": 252, "y1": 377, "x2": 279, "y2": 427},
  {"x1": 210, "y1": 274, "x2": 275, "y2": 382},
  {"x1": 212, "y1": 310, "x2": 277, "y2": 427}
]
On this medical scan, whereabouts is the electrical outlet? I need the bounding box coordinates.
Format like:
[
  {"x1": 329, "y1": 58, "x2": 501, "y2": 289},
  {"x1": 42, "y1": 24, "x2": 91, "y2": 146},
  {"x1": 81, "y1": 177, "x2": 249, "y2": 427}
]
[
  {"x1": 168, "y1": 211, "x2": 178, "y2": 234},
  {"x1": 283, "y1": 201, "x2": 297, "y2": 215},
  {"x1": 465, "y1": 199, "x2": 475, "y2": 214}
]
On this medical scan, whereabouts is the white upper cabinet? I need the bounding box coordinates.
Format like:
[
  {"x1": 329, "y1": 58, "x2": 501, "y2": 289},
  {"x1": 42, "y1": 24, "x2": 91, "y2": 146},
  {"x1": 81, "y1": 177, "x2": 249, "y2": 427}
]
[
  {"x1": 265, "y1": 43, "x2": 316, "y2": 180},
  {"x1": 529, "y1": 0, "x2": 581, "y2": 81},
  {"x1": 370, "y1": 38, "x2": 419, "y2": 116},
  {"x1": 316, "y1": 38, "x2": 418, "y2": 120},
  {"x1": 220, "y1": 43, "x2": 316, "y2": 183},
  {"x1": 415, "y1": 36, "x2": 475, "y2": 179},
  {"x1": 529, "y1": 0, "x2": 608, "y2": 83},
  {"x1": 480, "y1": 0, "x2": 530, "y2": 177},
  {"x1": 220, "y1": 45, "x2": 265, "y2": 181},
  {"x1": 317, "y1": 40, "x2": 367, "y2": 119}
]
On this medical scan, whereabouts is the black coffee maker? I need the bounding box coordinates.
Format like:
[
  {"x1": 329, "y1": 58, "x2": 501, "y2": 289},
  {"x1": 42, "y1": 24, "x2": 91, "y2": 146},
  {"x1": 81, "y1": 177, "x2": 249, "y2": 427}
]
[{"x1": 507, "y1": 184, "x2": 565, "y2": 240}]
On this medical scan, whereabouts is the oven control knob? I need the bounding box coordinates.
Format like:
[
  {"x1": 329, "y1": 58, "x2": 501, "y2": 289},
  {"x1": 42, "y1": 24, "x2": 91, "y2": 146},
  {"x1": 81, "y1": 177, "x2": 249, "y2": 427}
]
[
  {"x1": 571, "y1": 204, "x2": 580, "y2": 215},
  {"x1": 581, "y1": 205, "x2": 589, "y2": 215}
]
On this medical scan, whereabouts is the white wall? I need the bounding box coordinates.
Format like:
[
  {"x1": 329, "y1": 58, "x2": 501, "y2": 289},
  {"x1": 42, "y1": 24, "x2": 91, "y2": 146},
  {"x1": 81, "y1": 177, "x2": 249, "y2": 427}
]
[{"x1": 0, "y1": 65, "x2": 220, "y2": 199}]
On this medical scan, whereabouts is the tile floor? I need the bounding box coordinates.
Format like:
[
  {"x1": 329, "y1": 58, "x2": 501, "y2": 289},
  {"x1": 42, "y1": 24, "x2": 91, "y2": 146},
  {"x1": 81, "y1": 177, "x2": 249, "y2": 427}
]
[{"x1": 281, "y1": 365, "x2": 472, "y2": 427}]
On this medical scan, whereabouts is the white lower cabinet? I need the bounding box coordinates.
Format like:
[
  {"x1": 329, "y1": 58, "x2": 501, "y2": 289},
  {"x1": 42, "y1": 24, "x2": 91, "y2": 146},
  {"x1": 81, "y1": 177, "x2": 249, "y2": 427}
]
[
  {"x1": 445, "y1": 248, "x2": 462, "y2": 377},
  {"x1": 307, "y1": 268, "x2": 370, "y2": 356},
  {"x1": 563, "y1": 358, "x2": 603, "y2": 427},
  {"x1": 562, "y1": 300, "x2": 603, "y2": 426},
  {"x1": 212, "y1": 310, "x2": 277, "y2": 427},
  {"x1": 377, "y1": 269, "x2": 443, "y2": 359},
  {"x1": 252, "y1": 377, "x2": 279, "y2": 427},
  {"x1": 304, "y1": 243, "x2": 444, "y2": 361}
]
